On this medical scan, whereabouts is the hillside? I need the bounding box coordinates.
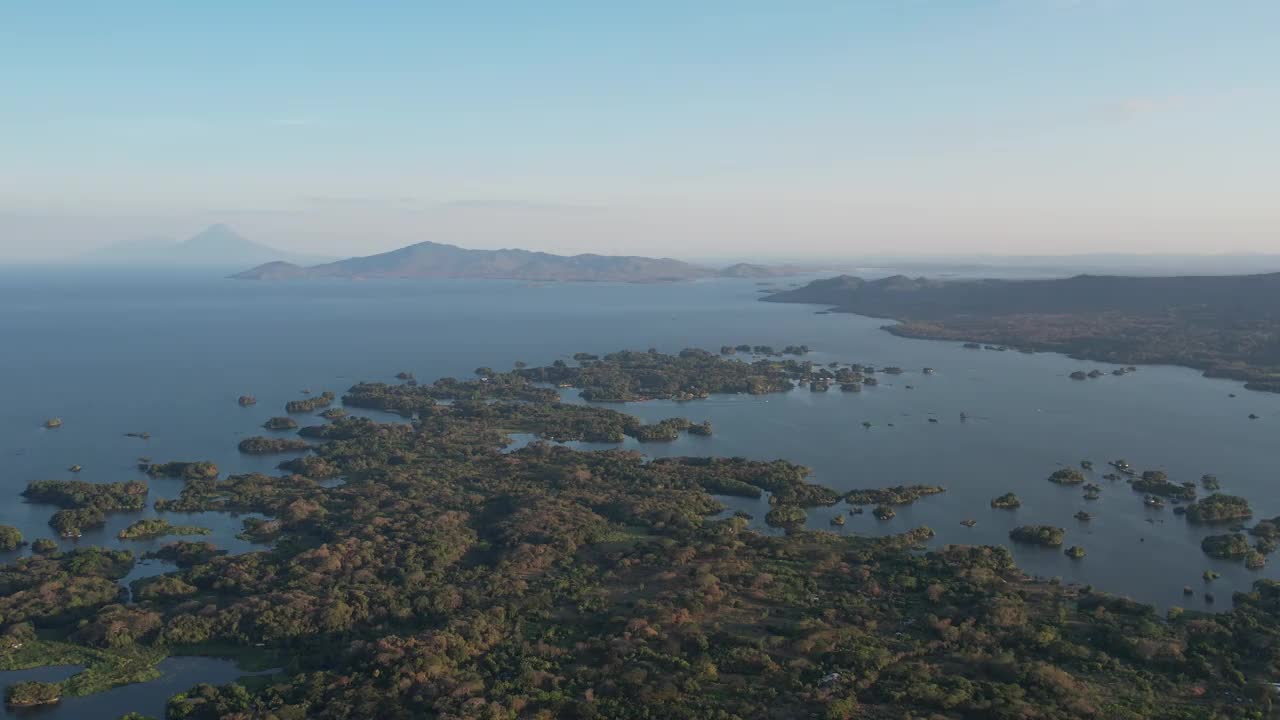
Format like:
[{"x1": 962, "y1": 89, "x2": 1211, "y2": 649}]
[
  {"x1": 79, "y1": 224, "x2": 328, "y2": 267},
  {"x1": 765, "y1": 273, "x2": 1280, "y2": 391},
  {"x1": 233, "y1": 241, "x2": 805, "y2": 283}
]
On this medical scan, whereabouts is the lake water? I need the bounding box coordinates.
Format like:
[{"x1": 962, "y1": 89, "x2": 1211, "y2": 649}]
[
  {"x1": 2, "y1": 267, "x2": 1279, "y2": 712},
  {"x1": 0, "y1": 657, "x2": 270, "y2": 719}
]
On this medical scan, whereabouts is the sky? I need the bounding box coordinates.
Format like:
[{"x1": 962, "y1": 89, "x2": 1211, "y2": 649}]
[{"x1": 1, "y1": 0, "x2": 1278, "y2": 262}]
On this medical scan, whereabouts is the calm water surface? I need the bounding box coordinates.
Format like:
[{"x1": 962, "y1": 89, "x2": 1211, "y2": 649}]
[
  {"x1": 1, "y1": 268, "x2": 1278, "y2": 708},
  {"x1": 0, "y1": 657, "x2": 269, "y2": 719}
]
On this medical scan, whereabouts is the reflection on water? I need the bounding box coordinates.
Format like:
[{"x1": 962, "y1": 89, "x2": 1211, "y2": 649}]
[
  {"x1": 0, "y1": 657, "x2": 271, "y2": 719},
  {"x1": 2, "y1": 270, "x2": 1279, "y2": 619}
]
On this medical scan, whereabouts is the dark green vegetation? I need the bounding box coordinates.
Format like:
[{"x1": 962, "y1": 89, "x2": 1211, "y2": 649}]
[
  {"x1": 4, "y1": 349, "x2": 1280, "y2": 718},
  {"x1": 763, "y1": 504, "x2": 807, "y2": 527},
  {"x1": 1185, "y1": 494, "x2": 1254, "y2": 524},
  {"x1": 766, "y1": 272, "x2": 1280, "y2": 392},
  {"x1": 512, "y1": 347, "x2": 894, "y2": 403},
  {"x1": 515, "y1": 348, "x2": 800, "y2": 400},
  {"x1": 6, "y1": 679, "x2": 61, "y2": 706},
  {"x1": 0, "y1": 526, "x2": 23, "y2": 552},
  {"x1": 1130, "y1": 471, "x2": 1197, "y2": 501},
  {"x1": 23, "y1": 480, "x2": 149, "y2": 511},
  {"x1": 263, "y1": 417, "x2": 299, "y2": 431},
  {"x1": 237, "y1": 437, "x2": 311, "y2": 455},
  {"x1": 1048, "y1": 469, "x2": 1086, "y2": 486},
  {"x1": 845, "y1": 484, "x2": 945, "y2": 506},
  {"x1": 1252, "y1": 516, "x2": 1280, "y2": 541},
  {"x1": 0, "y1": 547, "x2": 134, "y2": 626},
  {"x1": 31, "y1": 539, "x2": 57, "y2": 554},
  {"x1": 630, "y1": 417, "x2": 695, "y2": 442},
  {"x1": 144, "y1": 541, "x2": 227, "y2": 568},
  {"x1": 1202, "y1": 534, "x2": 1252, "y2": 560},
  {"x1": 23, "y1": 480, "x2": 149, "y2": 538},
  {"x1": 285, "y1": 392, "x2": 335, "y2": 414},
  {"x1": 1008, "y1": 525, "x2": 1066, "y2": 547},
  {"x1": 49, "y1": 508, "x2": 105, "y2": 537},
  {"x1": 142, "y1": 462, "x2": 219, "y2": 481},
  {"x1": 117, "y1": 520, "x2": 212, "y2": 541},
  {"x1": 990, "y1": 492, "x2": 1021, "y2": 509},
  {"x1": 1064, "y1": 546, "x2": 1086, "y2": 559}
]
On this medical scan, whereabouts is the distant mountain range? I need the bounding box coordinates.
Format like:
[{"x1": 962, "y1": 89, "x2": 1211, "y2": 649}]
[
  {"x1": 232, "y1": 241, "x2": 811, "y2": 283},
  {"x1": 79, "y1": 225, "x2": 330, "y2": 267}
]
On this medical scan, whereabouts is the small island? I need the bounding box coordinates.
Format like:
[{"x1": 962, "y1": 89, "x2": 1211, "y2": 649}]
[
  {"x1": 845, "y1": 485, "x2": 945, "y2": 506},
  {"x1": 5, "y1": 680, "x2": 61, "y2": 708},
  {"x1": 1184, "y1": 494, "x2": 1253, "y2": 524},
  {"x1": 1201, "y1": 533, "x2": 1251, "y2": 559},
  {"x1": 1009, "y1": 525, "x2": 1065, "y2": 547},
  {"x1": 0, "y1": 525, "x2": 25, "y2": 551},
  {"x1": 990, "y1": 492, "x2": 1021, "y2": 509},
  {"x1": 1131, "y1": 471, "x2": 1197, "y2": 500},
  {"x1": 263, "y1": 416, "x2": 299, "y2": 430},
  {"x1": 687, "y1": 420, "x2": 714, "y2": 436},
  {"x1": 1047, "y1": 468, "x2": 1086, "y2": 486},
  {"x1": 140, "y1": 461, "x2": 218, "y2": 481},
  {"x1": 764, "y1": 505, "x2": 807, "y2": 528}
]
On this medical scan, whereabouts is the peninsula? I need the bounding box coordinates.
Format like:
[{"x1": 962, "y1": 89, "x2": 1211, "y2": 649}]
[{"x1": 764, "y1": 272, "x2": 1280, "y2": 391}]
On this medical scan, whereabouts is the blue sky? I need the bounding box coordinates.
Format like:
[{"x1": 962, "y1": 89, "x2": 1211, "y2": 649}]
[{"x1": 1, "y1": 1, "x2": 1277, "y2": 260}]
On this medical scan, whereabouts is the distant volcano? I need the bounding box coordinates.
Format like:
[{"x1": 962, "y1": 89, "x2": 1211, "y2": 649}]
[{"x1": 79, "y1": 224, "x2": 330, "y2": 267}]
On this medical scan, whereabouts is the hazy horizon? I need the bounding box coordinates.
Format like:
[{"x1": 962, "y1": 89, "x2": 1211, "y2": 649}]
[{"x1": 3, "y1": 2, "x2": 1278, "y2": 262}]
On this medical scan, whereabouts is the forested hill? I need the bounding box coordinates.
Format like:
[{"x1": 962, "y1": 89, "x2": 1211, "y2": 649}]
[
  {"x1": 764, "y1": 272, "x2": 1280, "y2": 319},
  {"x1": 233, "y1": 241, "x2": 805, "y2": 283},
  {"x1": 765, "y1": 272, "x2": 1280, "y2": 391}
]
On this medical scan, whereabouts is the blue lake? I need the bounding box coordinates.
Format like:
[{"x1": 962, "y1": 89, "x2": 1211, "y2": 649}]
[
  {"x1": 0, "y1": 657, "x2": 270, "y2": 719},
  {"x1": 1, "y1": 267, "x2": 1279, "y2": 714}
]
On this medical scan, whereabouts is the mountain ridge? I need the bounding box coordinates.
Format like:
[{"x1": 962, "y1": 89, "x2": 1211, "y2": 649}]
[{"x1": 232, "y1": 240, "x2": 808, "y2": 283}]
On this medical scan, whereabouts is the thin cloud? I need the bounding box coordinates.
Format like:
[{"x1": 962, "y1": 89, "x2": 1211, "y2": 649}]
[
  {"x1": 443, "y1": 199, "x2": 604, "y2": 213},
  {"x1": 300, "y1": 195, "x2": 427, "y2": 207}
]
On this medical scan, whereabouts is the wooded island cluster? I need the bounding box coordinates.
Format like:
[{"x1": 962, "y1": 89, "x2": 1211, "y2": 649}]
[{"x1": 2, "y1": 349, "x2": 1278, "y2": 719}]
